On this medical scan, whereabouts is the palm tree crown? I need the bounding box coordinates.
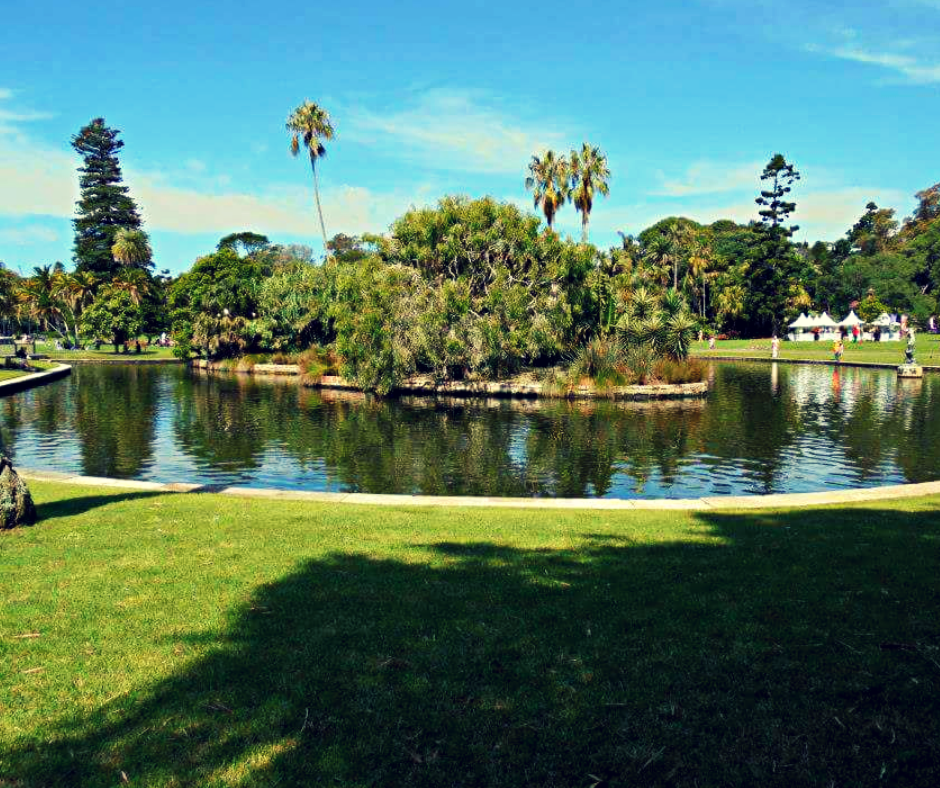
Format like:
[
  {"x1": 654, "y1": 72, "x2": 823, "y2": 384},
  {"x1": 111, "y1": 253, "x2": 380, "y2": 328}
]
[
  {"x1": 287, "y1": 100, "x2": 335, "y2": 258},
  {"x1": 525, "y1": 151, "x2": 569, "y2": 230},
  {"x1": 112, "y1": 228, "x2": 152, "y2": 270},
  {"x1": 569, "y1": 143, "x2": 610, "y2": 243}
]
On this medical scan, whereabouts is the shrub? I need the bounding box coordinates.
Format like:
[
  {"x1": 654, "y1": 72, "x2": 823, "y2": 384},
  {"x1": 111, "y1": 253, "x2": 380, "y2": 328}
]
[
  {"x1": 653, "y1": 357, "x2": 707, "y2": 384},
  {"x1": 567, "y1": 337, "x2": 625, "y2": 387},
  {"x1": 623, "y1": 343, "x2": 657, "y2": 385},
  {"x1": 298, "y1": 346, "x2": 340, "y2": 386}
]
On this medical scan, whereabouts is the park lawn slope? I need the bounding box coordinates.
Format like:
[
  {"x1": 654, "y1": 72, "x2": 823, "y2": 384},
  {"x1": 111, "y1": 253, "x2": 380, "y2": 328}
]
[
  {"x1": 2, "y1": 482, "x2": 939, "y2": 787},
  {"x1": 693, "y1": 333, "x2": 940, "y2": 366}
]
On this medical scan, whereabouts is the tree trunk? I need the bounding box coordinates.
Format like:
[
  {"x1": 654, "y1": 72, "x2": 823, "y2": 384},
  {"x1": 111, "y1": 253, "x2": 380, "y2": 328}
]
[
  {"x1": 310, "y1": 156, "x2": 329, "y2": 260},
  {"x1": 673, "y1": 261, "x2": 678, "y2": 291},
  {"x1": 581, "y1": 213, "x2": 589, "y2": 244}
]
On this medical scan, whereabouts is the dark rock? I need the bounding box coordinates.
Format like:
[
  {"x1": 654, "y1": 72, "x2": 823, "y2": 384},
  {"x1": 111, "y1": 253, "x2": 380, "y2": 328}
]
[{"x1": 0, "y1": 457, "x2": 37, "y2": 529}]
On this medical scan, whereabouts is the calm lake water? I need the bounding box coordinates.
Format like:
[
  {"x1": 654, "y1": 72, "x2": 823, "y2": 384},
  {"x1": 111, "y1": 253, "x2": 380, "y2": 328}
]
[{"x1": 3, "y1": 362, "x2": 939, "y2": 498}]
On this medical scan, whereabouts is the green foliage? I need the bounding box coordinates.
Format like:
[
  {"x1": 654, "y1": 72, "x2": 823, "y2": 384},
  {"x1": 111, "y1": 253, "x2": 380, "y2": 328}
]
[
  {"x1": 857, "y1": 293, "x2": 889, "y2": 323},
  {"x1": 71, "y1": 119, "x2": 143, "y2": 279},
  {"x1": 216, "y1": 232, "x2": 270, "y2": 256},
  {"x1": 81, "y1": 287, "x2": 143, "y2": 351},
  {"x1": 168, "y1": 248, "x2": 269, "y2": 355},
  {"x1": 191, "y1": 313, "x2": 256, "y2": 360}
]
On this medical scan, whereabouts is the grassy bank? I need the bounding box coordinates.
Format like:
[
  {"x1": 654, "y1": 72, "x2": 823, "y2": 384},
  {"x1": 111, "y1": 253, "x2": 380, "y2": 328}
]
[
  {"x1": 0, "y1": 361, "x2": 59, "y2": 383},
  {"x1": 34, "y1": 342, "x2": 177, "y2": 361},
  {"x1": 2, "y1": 482, "x2": 939, "y2": 786},
  {"x1": 692, "y1": 333, "x2": 940, "y2": 366}
]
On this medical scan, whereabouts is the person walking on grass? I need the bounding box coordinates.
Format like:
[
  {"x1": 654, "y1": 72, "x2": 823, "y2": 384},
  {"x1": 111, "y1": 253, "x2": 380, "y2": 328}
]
[
  {"x1": 771, "y1": 335, "x2": 780, "y2": 360},
  {"x1": 833, "y1": 338, "x2": 844, "y2": 363}
]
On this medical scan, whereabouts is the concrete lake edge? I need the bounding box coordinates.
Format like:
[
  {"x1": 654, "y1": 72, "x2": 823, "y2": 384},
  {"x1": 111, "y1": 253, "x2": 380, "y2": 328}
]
[
  {"x1": 0, "y1": 363, "x2": 72, "y2": 396},
  {"x1": 19, "y1": 468, "x2": 940, "y2": 511}
]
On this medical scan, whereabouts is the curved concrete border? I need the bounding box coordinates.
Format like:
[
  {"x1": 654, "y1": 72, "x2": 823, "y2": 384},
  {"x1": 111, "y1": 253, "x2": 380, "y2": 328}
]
[
  {"x1": 19, "y1": 468, "x2": 940, "y2": 511},
  {"x1": 0, "y1": 363, "x2": 71, "y2": 396}
]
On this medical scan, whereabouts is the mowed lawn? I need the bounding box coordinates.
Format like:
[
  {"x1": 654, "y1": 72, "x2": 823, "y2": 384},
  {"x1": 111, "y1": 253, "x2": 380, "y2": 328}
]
[
  {"x1": 693, "y1": 333, "x2": 940, "y2": 366},
  {"x1": 0, "y1": 362, "x2": 60, "y2": 383},
  {"x1": 2, "y1": 483, "x2": 939, "y2": 787},
  {"x1": 33, "y1": 343, "x2": 178, "y2": 361}
]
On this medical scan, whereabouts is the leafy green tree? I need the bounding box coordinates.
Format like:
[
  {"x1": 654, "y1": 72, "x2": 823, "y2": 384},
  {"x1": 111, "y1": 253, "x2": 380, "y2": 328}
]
[
  {"x1": 857, "y1": 292, "x2": 889, "y2": 323},
  {"x1": 569, "y1": 143, "x2": 610, "y2": 243},
  {"x1": 168, "y1": 247, "x2": 270, "y2": 356},
  {"x1": 71, "y1": 119, "x2": 143, "y2": 279},
  {"x1": 217, "y1": 232, "x2": 270, "y2": 256},
  {"x1": 847, "y1": 202, "x2": 898, "y2": 256},
  {"x1": 287, "y1": 100, "x2": 335, "y2": 256},
  {"x1": 326, "y1": 234, "x2": 369, "y2": 264},
  {"x1": 525, "y1": 151, "x2": 569, "y2": 229},
  {"x1": 82, "y1": 287, "x2": 143, "y2": 352}
]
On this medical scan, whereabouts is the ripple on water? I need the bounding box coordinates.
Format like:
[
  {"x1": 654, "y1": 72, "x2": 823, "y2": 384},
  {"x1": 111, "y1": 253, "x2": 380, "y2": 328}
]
[{"x1": 5, "y1": 362, "x2": 940, "y2": 498}]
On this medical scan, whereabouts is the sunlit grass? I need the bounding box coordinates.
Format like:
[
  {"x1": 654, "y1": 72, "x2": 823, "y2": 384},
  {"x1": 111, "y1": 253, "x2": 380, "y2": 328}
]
[
  {"x1": 2, "y1": 482, "x2": 939, "y2": 786},
  {"x1": 693, "y1": 333, "x2": 940, "y2": 365}
]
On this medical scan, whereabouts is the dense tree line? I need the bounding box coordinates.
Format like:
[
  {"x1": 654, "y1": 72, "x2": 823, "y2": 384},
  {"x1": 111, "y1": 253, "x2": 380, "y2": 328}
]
[{"x1": 2, "y1": 108, "x2": 938, "y2": 379}]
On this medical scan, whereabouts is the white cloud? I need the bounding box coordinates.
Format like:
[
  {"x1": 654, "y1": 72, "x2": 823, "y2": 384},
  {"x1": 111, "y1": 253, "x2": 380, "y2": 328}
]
[
  {"x1": 654, "y1": 161, "x2": 763, "y2": 197},
  {"x1": 0, "y1": 94, "x2": 422, "y2": 243},
  {"x1": 808, "y1": 42, "x2": 940, "y2": 84},
  {"x1": 0, "y1": 225, "x2": 59, "y2": 245},
  {"x1": 0, "y1": 133, "x2": 419, "y2": 238},
  {"x1": 343, "y1": 89, "x2": 568, "y2": 175},
  {"x1": 0, "y1": 88, "x2": 13, "y2": 101}
]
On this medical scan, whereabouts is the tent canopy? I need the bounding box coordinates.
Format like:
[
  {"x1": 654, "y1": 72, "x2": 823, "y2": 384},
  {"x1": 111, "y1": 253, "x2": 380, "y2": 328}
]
[
  {"x1": 789, "y1": 313, "x2": 811, "y2": 329},
  {"x1": 870, "y1": 313, "x2": 895, "y2": 327},
  {"x1": 810, "y1": 312, "x2": 838, "y2": 328},
  {"x1": 839, "y1": 310, "x2": 863, "y2": 327}
]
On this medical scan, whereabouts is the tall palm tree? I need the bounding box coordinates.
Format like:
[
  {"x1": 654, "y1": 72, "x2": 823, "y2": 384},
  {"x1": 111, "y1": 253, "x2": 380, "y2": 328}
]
[
  {"x1": 287, "y1": 100, "x2": 335, "y2": 258},
  {"x1": 18, "y1": 265, "x2": 65, "y2": 339},
  {"x1": 686, "y1": 241, "x2": 712, "y2": 319},
  {"x1": 569, "y1": 143, "x2": 610, "y2": 243},
  {"x1": 525, "y1": 151, "x2": 569, "y2": 230},
  {"x1": 112, "y1": 268, "x2": 150, "y2": 306},
  {"x1": 112, "y1": 228, "x2": 152, "y2": 271},
  {"x1": 59, "y1": 271, "x2": 97, "y2": 346}
]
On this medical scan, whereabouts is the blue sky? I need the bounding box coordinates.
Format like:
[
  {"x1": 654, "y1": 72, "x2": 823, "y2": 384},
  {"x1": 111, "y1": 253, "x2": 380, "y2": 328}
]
[{"x1": 1, "y1": 0, "x2": 938, "y2": 274}]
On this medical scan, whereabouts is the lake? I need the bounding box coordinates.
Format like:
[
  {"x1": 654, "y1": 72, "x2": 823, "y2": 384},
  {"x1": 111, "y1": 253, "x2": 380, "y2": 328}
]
[{"x1": 3, "y1": 362, "x2": 938, "y2": 498}]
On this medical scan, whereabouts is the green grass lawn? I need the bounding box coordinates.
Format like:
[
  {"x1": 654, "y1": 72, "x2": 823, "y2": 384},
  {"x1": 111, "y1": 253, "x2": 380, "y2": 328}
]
[
  {"x1": 0, "y1": 361, "x2": 59, "y2": 382},
  {"x1": 34, "y1": 342, "x2": 178, "y2": 361},
  {"x1": 2, "y1": 483, "x2": 939, "y2": 787},
  {"x1": 693, "y1": 333, "x2": 940, "y2": 366}
]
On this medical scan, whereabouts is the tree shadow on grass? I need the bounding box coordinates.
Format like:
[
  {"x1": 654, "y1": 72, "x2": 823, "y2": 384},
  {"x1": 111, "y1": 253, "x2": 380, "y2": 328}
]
[
  {"x1": 7, "y1": 505, "x2": 940, "y2": 787},
  {"x1": 33, "y1": 490, "x2": 168, "y2": 521}
]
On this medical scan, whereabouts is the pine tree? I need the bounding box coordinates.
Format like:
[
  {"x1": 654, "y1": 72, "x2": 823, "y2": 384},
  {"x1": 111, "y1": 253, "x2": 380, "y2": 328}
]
[
  {"x1": 746, "y1": 154, "x2": 810, "y2": 335},
  {"x1": 72, "y1": 118, "x2": 143, "y2": 279}
]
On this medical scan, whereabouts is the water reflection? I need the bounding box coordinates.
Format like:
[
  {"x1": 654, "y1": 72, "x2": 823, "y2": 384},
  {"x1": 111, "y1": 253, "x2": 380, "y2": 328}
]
[{"x1": 3, "y1": 363, "x2": 939, "y2": 498}]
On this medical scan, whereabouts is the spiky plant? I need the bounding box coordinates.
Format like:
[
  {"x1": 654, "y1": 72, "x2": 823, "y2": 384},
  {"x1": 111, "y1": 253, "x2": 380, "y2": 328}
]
[
  {"x1": 525, "y1": 150, "x2": 569, "y2": 229},
  {"x1": 569, "y1": 143, "x2": 610, "y2": 243},
  {"x1": 287, "y1": 100, "x2": 335, "y2": 258}
]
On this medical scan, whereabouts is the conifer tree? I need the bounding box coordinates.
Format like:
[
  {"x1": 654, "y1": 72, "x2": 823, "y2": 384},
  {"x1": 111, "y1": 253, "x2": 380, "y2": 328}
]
[{"x1": 72, "y1": 118, "x2": 143, "y2": 279}]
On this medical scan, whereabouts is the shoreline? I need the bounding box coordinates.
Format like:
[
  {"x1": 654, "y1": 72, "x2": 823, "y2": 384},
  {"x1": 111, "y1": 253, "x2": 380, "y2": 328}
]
[
  {"x1": 189, "y1": 359, "x2": 710, "y2": 401},
  {"x1": 19, "y1": 468, "x2": 940, "y2": 511},
  {"x1": 0, "y1": 363, "x2": 71, "y2": 396}
]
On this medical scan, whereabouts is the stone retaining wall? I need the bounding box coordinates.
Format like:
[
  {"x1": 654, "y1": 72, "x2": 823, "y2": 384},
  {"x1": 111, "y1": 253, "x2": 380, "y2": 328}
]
[
  {"x1": 311, "y1": 374, "x2": 709, "y2": 400},
  {"x1": 190, "y1": 360, "x2": 708, "y2": 400}
]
